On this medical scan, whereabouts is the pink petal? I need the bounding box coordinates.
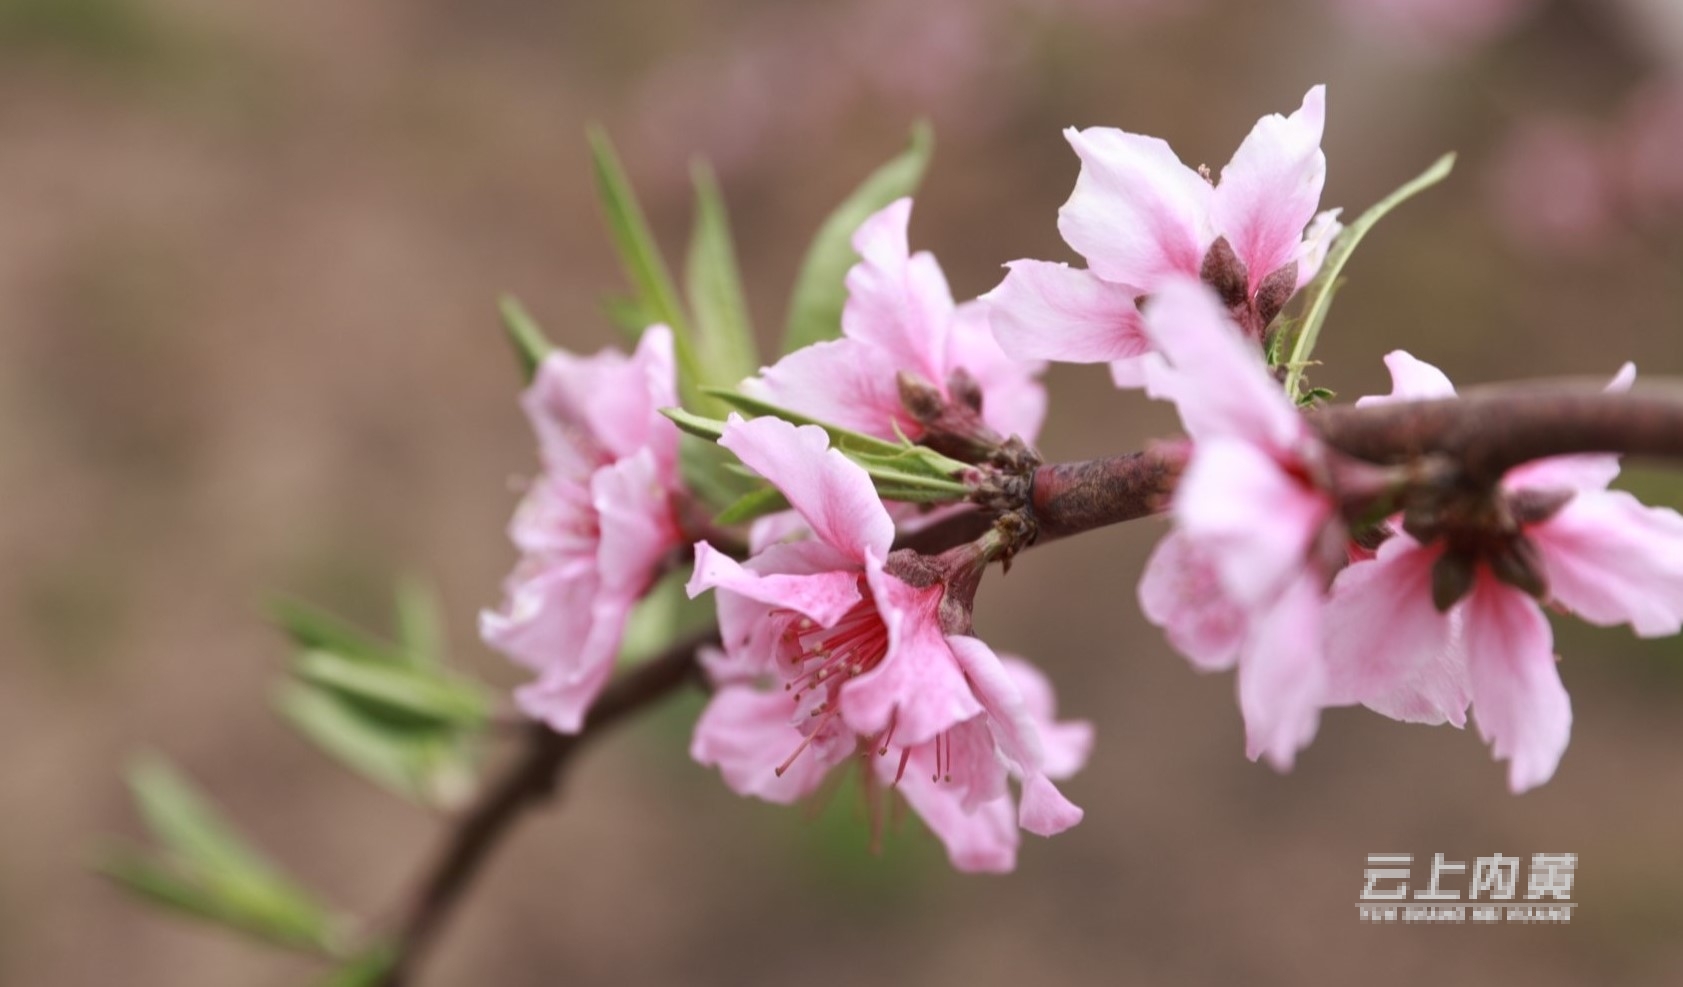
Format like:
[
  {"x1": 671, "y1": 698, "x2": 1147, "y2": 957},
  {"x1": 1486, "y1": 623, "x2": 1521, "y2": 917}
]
[
  {"x1": 705, "y1": 539, "x2": 860, "y2": 681},
  {"x1": 945, "y1": 301, "x2": 1048, "y2": 444},
  {"x1": 1295, "y1": 208, "x2": 1344, "y2": 287},
  {"x1": 748, "y1": 338, "x2": 915, "y2": 441},
  {"x1": 1464, "y1": 577, "x2": 1571, "y2": 793},
  {"x1": 1212, "y1": 85, "x2": 1329, "y2": 291},
  {"x1": 591, "y1": 451, "x2": 680, "y2": 599},
  {"x1": 841, "y1": 198, "x2": 954, "y2": 386},
  {"x1": 1017, "y1": 774, "x2": 1084, "y2": 837},
  {"x1": 1239, "y1": 571, "x2": 1326, "y2": 771},
  {"x1": 1137, "y1": 530, "x2": 1246, "y2": 672},
  {"x1": 691, "y1": 685, "x2": 840, "y2": 804},
  {"x1": 1356, "y1": 350, "x2": 1458, "y2": 407},
  {"x1": 480, "y1": 555, "x2": 596, "y2": 676},
  {"x1": 525, "y1": 325, "x2": 679, "y2": 478},
  {"x1": 1361, "y1": 616, "x2": 1471, "y2": 728},
  {"x1": 515, "y1": 651, "x2": 617, "y2": 735},
  {"x1": 718, "y1": 414, "x2": 895, "y2": 562},
  {"x1": 982, "y1": 260, "x2": 1151, "y2": 365},
  {"x1": 1322, "y1": 533, "x2": 1463, "y2": 724},
  {"x1": 890, "y1": 765, "x2": 1019, "y2": 874},
  {"x1": 1058, "y1": 127, "x2": 1211, "y2": 288},
  {"x1": 687, "y1": 540, "x2": 863, "y2": 628},
  {"x1": 1531, "y1": 490, "x2": 1683, "y2": 637},
  {"x1": 998, "y1": 655, "x2": 1094, "y2": 781},
  {"x1": 1140, "y1": 278, "x2": 1303, "y2": 451},
  {"x1": 839, "y1": 560, "x2": 984, "y2": 746},
  {"x1": 1109, "y1": 353, "x2": 1165, "y2": 388},
  {"x1": 1174, "y1": 436, "x2": 1330, "y2": 608}
]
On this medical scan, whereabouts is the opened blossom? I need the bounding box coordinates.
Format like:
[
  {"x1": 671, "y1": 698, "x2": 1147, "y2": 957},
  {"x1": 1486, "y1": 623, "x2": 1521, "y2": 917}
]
[
  {"x1": 686, "y1": 414, "x2": 1088, "y2": 872},
  {"x1": 987, "y1": 85, "x2": 1340, "y2": 385},
  {"x1": 480, "y1": 327, "x2": 685, "y2": 733},
  {"x1": 1135, "y1": 278, "x2": 1341, "y2": 770},
  {"x1": 750, "y1": 197, "x2": 1047, "y2": 455},
  {"x1": 1322, "y1": 352, "x2": 1683, "y2": 793}
]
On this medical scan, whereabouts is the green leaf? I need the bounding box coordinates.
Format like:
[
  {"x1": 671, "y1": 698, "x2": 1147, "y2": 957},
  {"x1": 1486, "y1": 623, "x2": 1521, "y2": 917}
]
[
  {"x1": 714, "y1": 486, "x2": 790, "y2": 526},
  {"x1": 129, "y1": 755, "x2": 280, "y2": 879},
  {"x1": 270, "y1": 599, "x2": 405, "y2": 667},
  {"x1": 685, "y1": 161, "x2": 760, "y2": 396},
  {"x1": 782, "y1": 122, "x2": 934, "y2": 355},
  {"x1": 110, "y1": 756, "x2": 346, "y2": 954},
  {"x1": 675, "y1": 391, "x2": 969, "y2": 504},
  {"x1": 293, "y1": 650, "x2": 490, "y2": 728},
  {"x1": 275, "y1": 685, "x2": 476, "y2": 809},
  {"x1": 662, "y1": 406, "x2": 726, "y2": 442},
  {"x1": 318, "y1": 946, "x2": 399, "y2": 987},
  {"x1": 588, "y1": 128, "x2": 707, "y2": 409},
  {"x1": 1282, "y1": 152, "x2": 1456, "y2": 398},
  {"x1": 99, "y1": 850, "x2": 342, "y2": 955},
  {"x1": 498, "y1": 295, "x2": 554, "y2": 383},
  {"x1": 392, "y1": 576, "x2": 444, "y2": 669}
]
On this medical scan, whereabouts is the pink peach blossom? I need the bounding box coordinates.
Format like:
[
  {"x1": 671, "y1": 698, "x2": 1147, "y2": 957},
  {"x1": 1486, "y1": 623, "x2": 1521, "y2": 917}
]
[
  {"x1": 1324, "y1": 353, "x2": 1683, "y2": 792},
  {"x1": 687, "y1": 414, "x2": 1087, "y2": 871},
  {"x1": 1135, "y1": 278, "x2": 1339, "y2": 769},
  {"x1": 750, "y1": 198, "x2": 1046, "y2": 449},
  {"x1": 987, "y1": 86, "x2": 1340, "y2": 386},
  {"x1": 480, "y1": 327, "x2": 685, "y2": 733}
]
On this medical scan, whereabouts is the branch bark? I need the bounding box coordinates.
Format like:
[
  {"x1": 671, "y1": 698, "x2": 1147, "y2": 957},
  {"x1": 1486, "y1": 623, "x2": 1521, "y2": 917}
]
[{"x1": 378, "y1": 629, "x2": 714, "y2": 986}]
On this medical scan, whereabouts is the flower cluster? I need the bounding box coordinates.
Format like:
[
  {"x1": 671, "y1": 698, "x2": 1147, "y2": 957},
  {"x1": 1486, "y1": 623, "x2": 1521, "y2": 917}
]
[{"x1": 479, "y1": 83, "x2": 1683, "y2": 881}]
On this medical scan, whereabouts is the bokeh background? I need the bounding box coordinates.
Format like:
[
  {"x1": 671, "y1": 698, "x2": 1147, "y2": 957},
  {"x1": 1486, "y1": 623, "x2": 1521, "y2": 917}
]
[{"x1": 5, "y1": 0, "x2": 1683, "y2": 983}]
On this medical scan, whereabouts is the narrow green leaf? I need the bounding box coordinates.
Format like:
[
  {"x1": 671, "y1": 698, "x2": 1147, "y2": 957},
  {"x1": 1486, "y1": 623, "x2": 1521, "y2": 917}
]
[
  {"x1": 392, "y1": 576, "x2": 444, "y2": 668},
  {"x1": 498, "y1": 295, "x2": 554, "y2": 383},
  {"x1": 270, "y1": 599, "x2": 404, "y2": 667},
  {"x1": 588, "y1": 128, "x2": 707, "y2": 410},
  {"x1": 714, "y1": 486, "x2": 791, "y2": 526},
  {"x1": 128, "y1": 755, "x2": 280, "y2": 880},
  {"x1": 319, "y1": 946, "x2": 399, "y2": 987},
  {"x1": 293, "y1": 651, "x2": 489, "y2": 728},
  {"x1": 1282, "y1": 152, "x2": 1456, "y2": 397},
  {"x1": 783, "y1": 122, "x2": 934, "y2": 354},
  {"x1": 275, "y1": 686, "x2": 476, "y2": 809},
  {"x1": 662, "y1": 406, "x2": 727, "y2": 442},
  {"x1": 602, "y1": 295, "x2": 654, "y2": 336},
  {"x1": 99, "y1": 851, "x2": 341, "y2": 955},
  {"x1": 685, "y1": 161, "x2": 760, "y2": 394},
  {"x1": 699, "y1": 387, "x2": 908, "y2": 458}
]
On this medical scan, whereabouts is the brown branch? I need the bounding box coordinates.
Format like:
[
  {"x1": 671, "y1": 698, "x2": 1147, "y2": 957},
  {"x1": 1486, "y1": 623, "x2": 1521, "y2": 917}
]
[
  {"x1": 1312, "y1": 387, "x2": 1683, "y2": 484},
  {"x1": 378, "y1": 629, "x2": 715, "y2": 986}
]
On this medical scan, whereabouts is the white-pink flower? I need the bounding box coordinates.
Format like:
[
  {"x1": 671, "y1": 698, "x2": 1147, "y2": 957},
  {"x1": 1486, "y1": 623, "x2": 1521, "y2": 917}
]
[
  {"x1": 750, "y1": 198, "x2": 1047, "y2": 451},
  {"x1": 480, "y1": 327, "x2": 685, "y2": 733},
  {"x1": 1134, "y1": 279, "x2": 1339, "y2": 769},
  {"x1": 686, "y1": 414, "x2": 1088, "y2": 871},
  {"x1": 987, "y1": 85, "x2": 1339, "y2": 386},
  {"x1": 1323, "y1": 352, "x2": 1683, "y2": 792}
]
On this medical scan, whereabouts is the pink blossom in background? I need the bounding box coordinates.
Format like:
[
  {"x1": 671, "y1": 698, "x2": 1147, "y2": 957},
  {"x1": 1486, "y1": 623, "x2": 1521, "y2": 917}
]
[
  {"x1": 1135, "y1": 278, "x2": 1338, "y2": 770},
  {"x1": 1618, "y1": 79, "x2": 1683, "y2": 219},
  {"x1": 687, "y1": 415, "x2": 1088, "y2": 872},
  {"x1": 1487, "y1": 115, "x2": 1618, "y2": 255},
  {"x1": 480, "y1": 327, "x2": 685, "y2": 733},
  {"x1": 1323, "y1": 353, "x2": 1683, "y2": 792},
  {"x1": 987, "y1": 86, "x2": 1339, "y2": 386},
  {"x1": 1326, "y1": 0, "x2": 1538, "y2": 52},
  {"x1": 750, "y1": 198, "x2": 1047, "y2": 447},
  {"x1": 628, "y1": 0, "x2": 1193, "y2": 187}
]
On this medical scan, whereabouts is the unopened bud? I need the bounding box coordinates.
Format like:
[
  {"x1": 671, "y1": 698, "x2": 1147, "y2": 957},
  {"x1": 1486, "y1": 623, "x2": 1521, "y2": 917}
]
[
  {"x1": 896, "y1": 371, "x2": 945, "y2": 425},
  {"x1": 1508, "y1": 487, "x2": 1575, "y2": 527},
  {"x1": 946, "y1": 366, "x2": 984, "y2": 413},
  {"x1": 1489, "y1": 536, "x2": 1549, "y2": 600},
  {"x1": 1254, "y1": 262, "x2": 1299, "y2": 328},
  {"x1": 1199, "y1": 236, "x2": 1250, "y2": 311},
  {"x1": 1432, "y1": 550, "x2": 1476, "y2": 611}
]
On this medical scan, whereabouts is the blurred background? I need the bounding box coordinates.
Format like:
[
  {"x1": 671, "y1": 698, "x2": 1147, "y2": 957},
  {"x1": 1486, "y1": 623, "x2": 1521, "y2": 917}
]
[{"x1": 4, "y1": 0, "x2": 1683, "y2": 983}]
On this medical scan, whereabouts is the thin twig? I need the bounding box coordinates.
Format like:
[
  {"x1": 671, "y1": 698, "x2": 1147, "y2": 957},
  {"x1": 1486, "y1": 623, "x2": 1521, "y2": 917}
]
[{"x1": 378, "y1": 628, "x2": 715, "y2": 986}]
